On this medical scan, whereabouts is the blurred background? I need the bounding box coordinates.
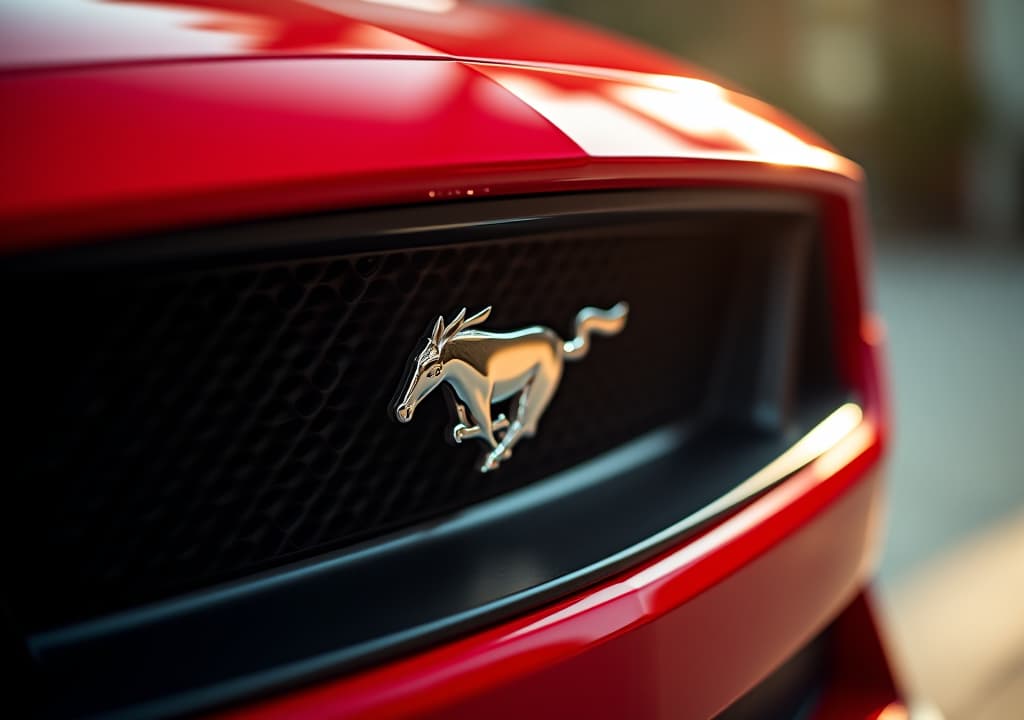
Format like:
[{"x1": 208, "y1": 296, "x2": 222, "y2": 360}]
[{"x1": 521, "y1": 0, "x2": 1023, "y2": 717}]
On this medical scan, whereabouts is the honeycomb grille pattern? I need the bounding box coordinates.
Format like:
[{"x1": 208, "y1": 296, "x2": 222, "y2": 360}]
[{"x1": 6, "y1": 214, "x2": 791, "y2": 627}]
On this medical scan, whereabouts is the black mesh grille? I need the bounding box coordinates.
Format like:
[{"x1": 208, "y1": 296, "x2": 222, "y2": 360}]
[{"x1": 4, "y1": 207, "x2": 823, "y2": 628}]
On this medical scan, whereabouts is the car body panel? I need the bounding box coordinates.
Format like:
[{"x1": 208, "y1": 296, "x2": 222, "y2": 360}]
[
  {"x1": 0, "y1": 0, "x2": 690, "y2": 74},
  {"x1": 0, "y1": 58, "x2": 854, "y2": 253},
  {"x1": 0, "y1": 2, "x2": 897, "y2": 718},
  {"x1": 218, "y1": 439, "x2": 885, "y2": 719},
  {"x1": 0, "y1": 1, "x2": 846, "y2": 253},
  {"x1": 0, "y1": 58, "x2": 587, "y2": 251}
]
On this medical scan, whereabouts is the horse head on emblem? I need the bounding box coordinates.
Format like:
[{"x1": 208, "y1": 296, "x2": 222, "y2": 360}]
[{"x1": 394, "y1": 303, "x2": 628, "y2": 472}]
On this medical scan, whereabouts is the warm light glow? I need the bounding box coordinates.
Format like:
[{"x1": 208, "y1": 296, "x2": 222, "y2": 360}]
[
  {"x1": 358, "y1": 0, "x2": 457, "y2": 13},
  {"x1": 476, "y1": 64, "x2": 859, "y2": 177},
  {"x1": 862, "y1": 312, "x2": 887, "y2": 347},
  {"x1": 811, "y1": 415, "x2": 874, "y2": 479},
  {"x1": 610, "y1": 80, "x2": 852, "y2": 173},
  {"x1": 755, "y1": 403, "x2": 862, "y2": 484},
  {"x1": 875, "y1": 702, "x2": 910, "y2": 720},
  {"x1": 481, "y1": 71, "x2": 696, "y2": 157}
]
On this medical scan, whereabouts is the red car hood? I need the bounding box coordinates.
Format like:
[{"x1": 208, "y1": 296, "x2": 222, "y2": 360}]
[
  {"x1": 0, "y1": 0, "x2": 695, "y2": 74},
  {"x1": 0, "y1": 0, "x2": 857, "y2": 252}
]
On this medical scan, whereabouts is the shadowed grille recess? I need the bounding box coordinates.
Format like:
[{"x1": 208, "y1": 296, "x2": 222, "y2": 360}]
[{"x1": 4, "y1": 206, "x2": 833, "y2": 629}]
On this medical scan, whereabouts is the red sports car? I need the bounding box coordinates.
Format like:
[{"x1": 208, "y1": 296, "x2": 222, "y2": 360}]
[{"x1": 1, "y1": 1, "x2": 906, "y2": 718}]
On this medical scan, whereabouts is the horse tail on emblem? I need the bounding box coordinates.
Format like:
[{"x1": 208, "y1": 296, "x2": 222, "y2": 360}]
[{"x1": 562, "y1": 302, "x2": 629, "y2": 361}]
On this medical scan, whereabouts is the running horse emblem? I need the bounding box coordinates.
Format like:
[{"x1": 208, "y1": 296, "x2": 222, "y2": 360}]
[{"x1": 394, "y1": 303, "x2": 629, "y2": 472}]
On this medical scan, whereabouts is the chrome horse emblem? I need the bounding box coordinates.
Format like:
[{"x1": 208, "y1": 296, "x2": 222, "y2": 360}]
[{"x1": 394, "y1": 303, "x2": 629, "y2": 472}]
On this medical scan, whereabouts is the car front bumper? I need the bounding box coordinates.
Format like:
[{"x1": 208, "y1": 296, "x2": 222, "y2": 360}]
[{"x1": 219, "y1": 408, "x2": 896, "y2": 719}]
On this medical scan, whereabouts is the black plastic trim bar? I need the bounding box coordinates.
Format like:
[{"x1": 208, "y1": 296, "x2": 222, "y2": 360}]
[{"x1": 3, "y1": 188, "x2": 817, "y2": 271}]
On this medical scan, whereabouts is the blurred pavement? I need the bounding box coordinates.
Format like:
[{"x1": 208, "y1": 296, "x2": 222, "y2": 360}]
[
  {"x1": 872, "y1": 236, "x2": 1024, "y2": 719},
  {"x1": 884, "y1": 507, "x2": 1024, "y2": 720}
]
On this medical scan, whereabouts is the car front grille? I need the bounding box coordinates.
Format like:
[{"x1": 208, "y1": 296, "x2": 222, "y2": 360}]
[{"x1": 3, "y1": 191, "x2": 838, "y2": 630}]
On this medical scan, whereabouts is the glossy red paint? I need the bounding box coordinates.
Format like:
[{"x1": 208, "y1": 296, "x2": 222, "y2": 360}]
[
  {"x1": 3, "y1": 2, "x2": 897, "y2": 717},
  {"x1": 0, "y1": 58, "x2": 586, "y2": 250},
  {"x1": 0, "y1": 0, "x2": 691, "y2": 74},
  {"x1": 0, "y1": 60, "x2": 852, "y2": 252},
  {"x1": 0, "y1": 1, "x2": 843, "y2": 252},
  {"x1": 811, "y1": 594, "x2": 904, "y2": 720}
]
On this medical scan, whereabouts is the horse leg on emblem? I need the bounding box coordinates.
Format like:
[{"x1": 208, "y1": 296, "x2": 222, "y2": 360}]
[
  {"x1": 452, "y1": 402, "x2": 509, "y2": 445},
  {"x1": 481, "y1": 367, "x2": 561, "y2": 472}
]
